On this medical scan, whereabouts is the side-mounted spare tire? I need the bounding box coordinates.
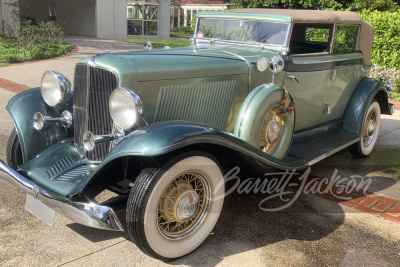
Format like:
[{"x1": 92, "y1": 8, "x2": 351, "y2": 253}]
[{"x1": 234, "y1": 84, "x2": 295, "y2": 159}]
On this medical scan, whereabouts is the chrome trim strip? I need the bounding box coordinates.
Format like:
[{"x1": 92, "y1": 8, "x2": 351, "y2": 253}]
[
  {"x1": 88, "y1": 52, "x2": 111, "y2": 66},
  {"x1": 0, "y1": 160, "x2": 124, "y2": 231}
]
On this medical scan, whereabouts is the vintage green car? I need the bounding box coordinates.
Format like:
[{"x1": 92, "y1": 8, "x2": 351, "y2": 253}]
[{"x1": 0, "y1": 8, "x2": 395, "y2": 260}]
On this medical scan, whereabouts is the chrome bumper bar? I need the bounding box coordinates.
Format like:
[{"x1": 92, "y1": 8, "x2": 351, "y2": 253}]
[{"x1": 0, "y1": 160, "x2": 124, "y2": 231}]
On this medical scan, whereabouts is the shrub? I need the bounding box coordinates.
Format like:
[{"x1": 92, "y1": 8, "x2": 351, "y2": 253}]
[{"x1": 360, "y1": 11, "x2": 400, "y2": 68}]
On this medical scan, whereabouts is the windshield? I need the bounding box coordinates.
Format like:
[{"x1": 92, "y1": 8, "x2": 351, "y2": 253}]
[{"x1": 196, "y1": 18, "x2": 289, "y2": 46}]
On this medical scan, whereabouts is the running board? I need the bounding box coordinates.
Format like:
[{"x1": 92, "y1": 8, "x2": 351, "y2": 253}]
[{"x1": 285, "y1": 130, "x2": 359, "y2": 165}]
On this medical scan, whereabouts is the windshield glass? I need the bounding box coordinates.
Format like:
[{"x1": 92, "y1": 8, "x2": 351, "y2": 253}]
[{"x1": 197, "y1": 18, "x2": 289, "y2": 45}]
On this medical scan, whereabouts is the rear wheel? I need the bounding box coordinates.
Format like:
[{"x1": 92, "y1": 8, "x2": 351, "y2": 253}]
[
  {"x1": 6, "y1": 128, "x2": 23, "y2": 169},
  {"x1": 349, "y1": 101, "x2": 381, "y2": 157},
  {"x1": 126, "y1": 152, "x2": 225, "y2": 260}
]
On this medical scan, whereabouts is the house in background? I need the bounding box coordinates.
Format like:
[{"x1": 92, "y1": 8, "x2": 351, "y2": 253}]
[
  {"x1": 170, "y1": 0, "x2": 232, "y2": 29},
  {"x1": 1, "y1": 0, "x2": 232, "y2": 38}
]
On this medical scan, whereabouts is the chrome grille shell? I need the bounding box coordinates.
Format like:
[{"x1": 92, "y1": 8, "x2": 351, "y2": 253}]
[{"x1": 73, "y1": 64, "x2": 118, "y2": 161}]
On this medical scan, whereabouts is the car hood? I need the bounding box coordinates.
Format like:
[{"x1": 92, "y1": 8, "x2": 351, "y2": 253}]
[{"x1": 95, "y1": 46, "x2": 282, "y2": 82}]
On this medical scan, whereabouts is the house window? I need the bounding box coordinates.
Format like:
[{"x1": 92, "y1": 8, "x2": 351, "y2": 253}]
[
  {"x1": 333, "y1": 24, "x2": 360, "y2": 53},
  {"x1": 127, "y1": 0, "x2": 158, "y2": 36}
]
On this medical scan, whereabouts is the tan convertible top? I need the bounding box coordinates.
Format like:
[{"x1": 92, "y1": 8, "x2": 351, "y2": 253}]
[{"x1": 225, "y1": 9, "x2": 374, "y2": 65}]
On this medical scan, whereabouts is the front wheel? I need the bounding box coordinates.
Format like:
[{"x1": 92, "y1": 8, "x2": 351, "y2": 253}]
[
  {"x1": 349, "y1": 101, "x2": 381, "y2": 157},
  {"x1": 6, "y1": 128, "x2": 23, "y2": 169},
  {"x1": 126, "y1": 153, "x2": 225, "y2": 260}
]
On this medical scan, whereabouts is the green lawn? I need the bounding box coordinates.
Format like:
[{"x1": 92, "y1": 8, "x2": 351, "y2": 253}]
[
  {"x1": 124, "y1": 38, "x2": 191, "y2": 49},
  {"x1": 0, "y1": 37, "x2": 74, "y2": 63}
]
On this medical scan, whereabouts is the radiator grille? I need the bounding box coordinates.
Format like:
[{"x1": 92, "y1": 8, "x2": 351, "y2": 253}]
[
  {"x1": 154, "y1": 80, "x2": 236, "y2": 130},
  {"x1": 73, "y1": 65, "x2": 118, "y2": 161}
]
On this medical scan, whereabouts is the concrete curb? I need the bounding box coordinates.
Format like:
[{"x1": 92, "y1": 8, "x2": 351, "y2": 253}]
[{"x1": 0, "y1": 78, "x2": 30, "y2": 93}]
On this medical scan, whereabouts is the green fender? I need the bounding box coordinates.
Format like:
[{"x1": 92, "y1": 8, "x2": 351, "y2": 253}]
[
  {"x1": 18, "y1": 121, "x2": 308, "y2": 198},
  {"x1": 343, "y1": 78, "x2": 391, "y2": 135},
  {"x1": 233, "y1": 83, "x2": 295, "y2": 159},
  {"x1": 98, "y1": 121, "x2": 305, "y2": 170},
  {"x1": 6, "y1": 87, "x2": 73, "y2": 162}
]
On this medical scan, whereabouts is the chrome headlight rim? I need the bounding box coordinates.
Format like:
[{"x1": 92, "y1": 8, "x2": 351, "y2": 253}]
[
  {"x1": 269, "y1": 56, "x2": 285, "y2": 73},
  {"x1": 41, "y1": 70, "x2": 72, "y2": 108},
  {"x1": 109, "y1": 87, "x2": 143, "y2": 130}
]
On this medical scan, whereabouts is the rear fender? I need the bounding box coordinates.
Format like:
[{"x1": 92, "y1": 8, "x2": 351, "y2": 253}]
[{"x1": 343, "y1": 78, "x2": 391, "y2": 135}]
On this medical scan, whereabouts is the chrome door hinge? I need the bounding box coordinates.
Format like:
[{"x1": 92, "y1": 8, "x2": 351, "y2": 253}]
[{"x1": 324, "y1": 104, "x2": 332, "y2": 115}]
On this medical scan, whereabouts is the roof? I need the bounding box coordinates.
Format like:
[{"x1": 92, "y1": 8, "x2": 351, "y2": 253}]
[
  {"x1": 219, "y1": 8, "x2": 374, "y2": 65},
  {"x1": 225, "y1": 8, "x2": 364, "y2": 24}
]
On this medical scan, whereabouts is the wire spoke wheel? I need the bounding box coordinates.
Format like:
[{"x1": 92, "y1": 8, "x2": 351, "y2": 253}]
[
  {"x1": 259, "y1": 110, "x2": 285, "y2": 154},
  {"x1": 362, "y1": 110, "x2": 376, "y2": 147},
  {"x1": 126, "y1": 153, "x2": 225, "y2": 260},
  {"x1": 157, "y1": 171, "x2": 211, "y2": 240},
  {"x1": 349, "y1": 101, "x2": 381, "y2": 157}
]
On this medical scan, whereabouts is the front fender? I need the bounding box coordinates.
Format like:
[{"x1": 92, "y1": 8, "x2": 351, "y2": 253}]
[
  {"x1": 6, "y1": 88, "x2": 71, "y2": 162},
  {"x1": 96, "y1": 121, "x2": 307, "y2": 174},
  {"x1": 343, "y1": 78, "x2": 391, "y2": 135}
]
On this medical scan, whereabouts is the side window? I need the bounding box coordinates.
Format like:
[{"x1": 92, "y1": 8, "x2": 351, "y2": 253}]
[
  {"x1": 305, "y1": 27, "x2": 330, "y2": 43},
  {"x1": 290, "y1": 24, "x2": 333, "y2": 55},
  {"x1": 333, "y1": 24, "x2": 359, "y2": 53}
]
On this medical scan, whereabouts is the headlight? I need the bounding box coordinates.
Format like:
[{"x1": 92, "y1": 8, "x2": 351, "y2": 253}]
[
  {"x1": 41, "y1": 70, "x2": 72, "y2": 107},
  {"x1": 109, "y1": 88, "x2": 142, "y2": 130},
  {"x1": 269, "y1": 56, "x2": 285, "y2": 73}
]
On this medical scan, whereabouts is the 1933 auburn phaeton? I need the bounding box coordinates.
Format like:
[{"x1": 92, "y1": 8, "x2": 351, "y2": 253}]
[{"x1": 0, "y1": 9, "x2": 395, "y2": 260}]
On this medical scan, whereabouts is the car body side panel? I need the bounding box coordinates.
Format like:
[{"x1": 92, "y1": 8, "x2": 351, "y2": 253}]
[
  {"x1": 329, "y1": 52, "x2": 365, "y2": 120},
  {"x1": 284, "y1": 54, "x2": 333, "y2": 131},
  {"x1": 6, "y1": 88, "x2": 72, "y2": 163}
]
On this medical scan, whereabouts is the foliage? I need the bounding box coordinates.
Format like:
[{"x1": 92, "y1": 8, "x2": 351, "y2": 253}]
[
  {"x1": 0, "y1": 37, "x2": 73, "y2": 63},
  {"x1": 305, "y1": 28, "x2": 330, "y2": 43},
  {"x1": 360, "y1": 11, "x2": 400, "y2": 69},
  {"x1": 369, "y1": 63, "x2": 400, "y2": 101},
  {"x1": 170, "y1": 27, "x2": 194, "y2": 38},
  {"x1": 123, "y1": 39, "x2": 191, "y2": 49},
  {"x1": 390, "y1": 91, "x2": 400, "y2": 101},
  {"x1": 232, "y1": 0, "x2": 400, "y2": 11}
]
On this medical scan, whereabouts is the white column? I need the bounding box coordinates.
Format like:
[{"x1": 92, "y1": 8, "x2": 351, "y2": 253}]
[
  {"x1": 178, "y1": 8, "x2": 181, "y2": 27},
  {"x1": 184, "y1": 8, "x2": 187, "y2": 27},
  {"x1": 190, "y1": 9, "x2": 193, "y2": 27},
  {"x1": 170, "y1": 7, "x2": 174, "y2": 29}
]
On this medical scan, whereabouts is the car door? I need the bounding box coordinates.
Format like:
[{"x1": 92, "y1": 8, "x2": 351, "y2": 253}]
[
  {"x1": 284, "y1": 24, "x2": 334, "y2": 131},
  {"x1": 329, "y1": 24, "x2": 367, "y2": 120}
]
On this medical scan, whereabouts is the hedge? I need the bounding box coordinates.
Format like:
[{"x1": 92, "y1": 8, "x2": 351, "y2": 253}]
[{"x1": 360, "y1": 11, "x2": 400, "y2": 68}]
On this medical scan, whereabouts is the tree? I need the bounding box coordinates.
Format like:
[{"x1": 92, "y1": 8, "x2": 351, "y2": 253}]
[{"x1": 232, "y1": 0, "x2": 400, "y2": 11}]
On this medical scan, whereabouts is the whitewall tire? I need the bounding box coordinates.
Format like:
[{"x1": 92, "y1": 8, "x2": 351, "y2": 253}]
[
  {"x1": 126, "y1": 153, "x2": 225, "y2": 260},
  {"x1": 349, "y1": 101, "x2": 381, "y2": 157}
]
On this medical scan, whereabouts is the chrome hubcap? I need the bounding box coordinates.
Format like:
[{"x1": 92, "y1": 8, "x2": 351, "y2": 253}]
[
  {"x1": 267, "y1": 121, "x2": 281, "y2": 144},
  {"x1": 157, "y1": 172, "x2": 210, "y2": 240},
  {"x1": 260, "y1": 110, "x2": 284, "y2": 154},
  {"x1": 363, "y1": 110, "x2": 376, "y2": 147},
  {"x1": 176, "y1": 191, "x2": 199, "y2": 222}
]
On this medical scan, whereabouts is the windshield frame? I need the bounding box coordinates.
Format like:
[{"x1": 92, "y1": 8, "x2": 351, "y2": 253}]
[{"x1": 194, "y1": 14, "x2": 292, "y2": 53}]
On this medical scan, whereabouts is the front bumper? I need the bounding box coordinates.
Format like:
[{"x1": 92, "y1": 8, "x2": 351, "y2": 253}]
[{"x1": 0, "y1": 160, "x2": 124, "y2": 231}]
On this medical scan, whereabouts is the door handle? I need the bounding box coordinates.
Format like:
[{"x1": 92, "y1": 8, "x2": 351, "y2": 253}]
[{"x1": 287, "y1": 75, "x2": 299, "y2": 83}]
